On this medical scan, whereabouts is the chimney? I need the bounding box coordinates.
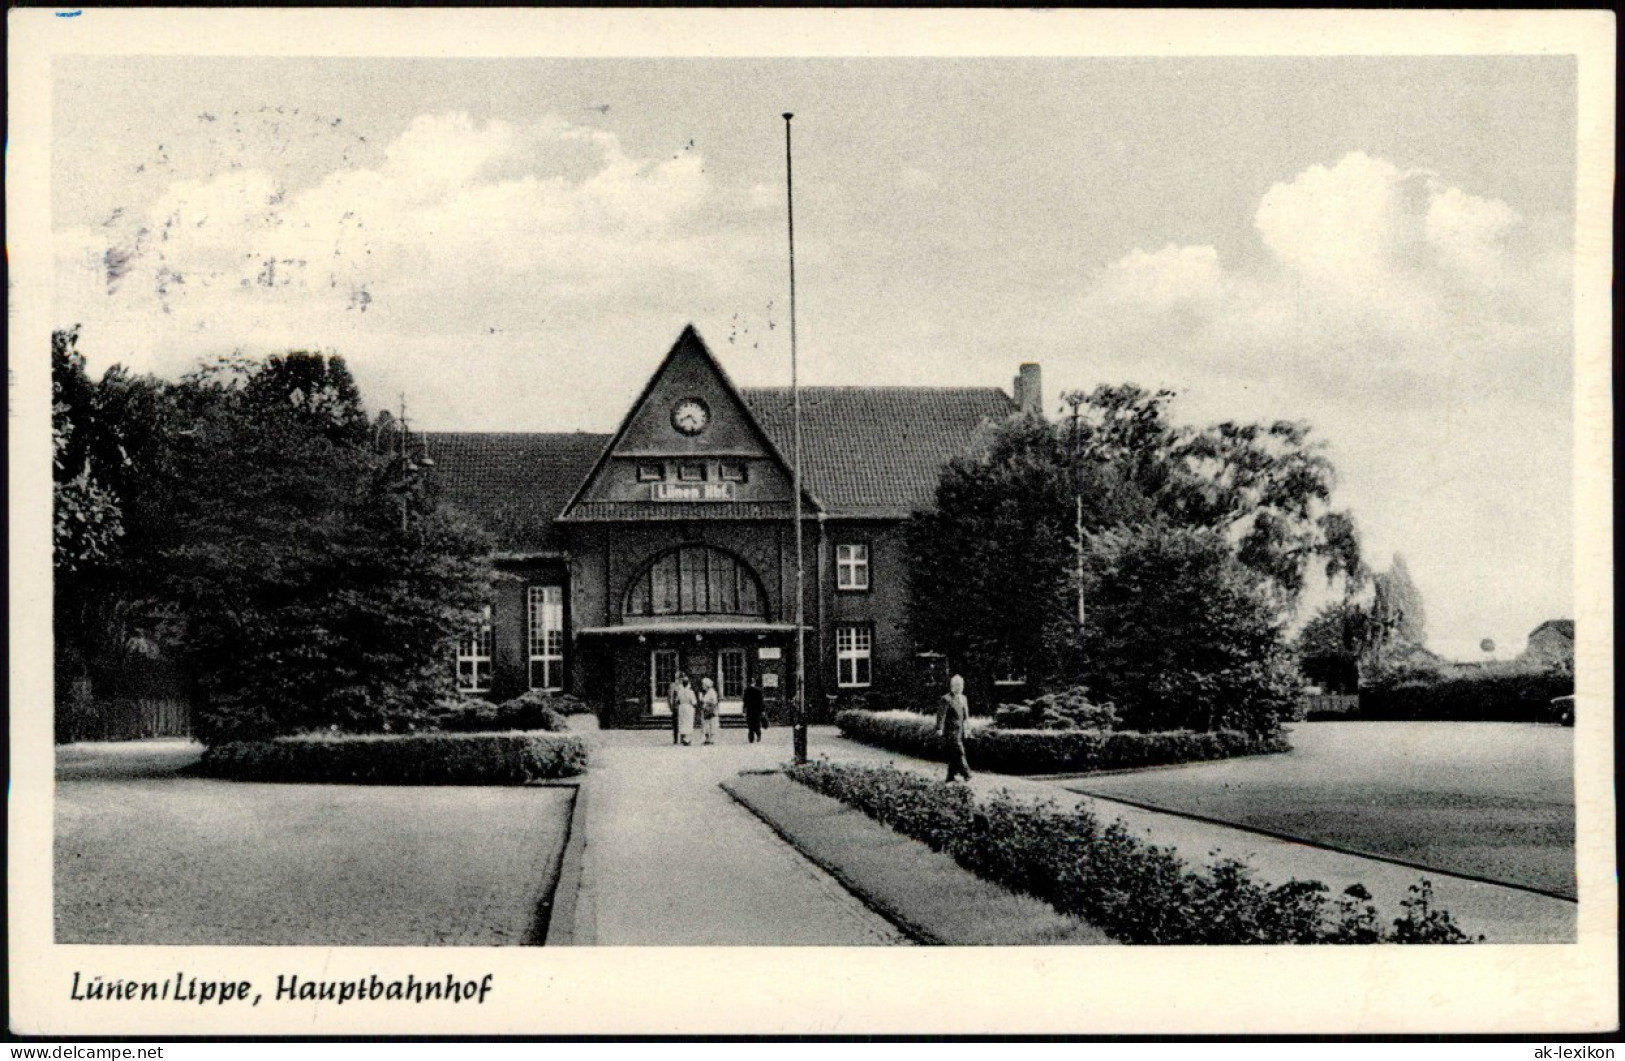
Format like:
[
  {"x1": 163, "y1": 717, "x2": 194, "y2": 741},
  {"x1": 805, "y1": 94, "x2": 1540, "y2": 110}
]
[{"x1": 1013, "y1": 363, "x2": 1042, "y2": 416}]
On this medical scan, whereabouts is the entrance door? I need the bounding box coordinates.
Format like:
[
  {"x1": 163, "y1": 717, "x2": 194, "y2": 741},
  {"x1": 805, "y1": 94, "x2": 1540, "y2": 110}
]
[
  {"x1": 717, "y1": 648, "x2": 746, "y2": 716},
  {"x1": 649, "y1": 649, "x2": 678, "y2": 715}
]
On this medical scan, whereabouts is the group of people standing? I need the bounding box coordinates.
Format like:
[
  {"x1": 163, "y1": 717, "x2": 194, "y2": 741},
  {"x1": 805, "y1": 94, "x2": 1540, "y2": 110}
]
[
  {"x1": 667, "y1": 673, "x2": 767, "y2": 745},
  {"x1": 662, "y1": 669, "x2": 972, "y2": 784}
]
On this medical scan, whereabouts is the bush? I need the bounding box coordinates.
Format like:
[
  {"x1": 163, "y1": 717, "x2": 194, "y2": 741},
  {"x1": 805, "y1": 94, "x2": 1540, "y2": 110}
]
[
  {"x1": 539, "y1": 693, "x2": 597, "y2": 716},
  {"x1": 1359, "y1": 666, "x2": 1573, "y2": 723},
  {"x1": 423, "y1": 689, "x2": 586, "y2": 733},
  {"x1": 993, "y1": 686, "x2": 1118, "y2": 731},
  {"x1": 198, "y1": 731, "x2": 589, "y2": 784},
  {"x1": 836, "y1": 709, "x2": 1286, "y2": 775},
  {"x1": 787, "y1": 760, "x2": 1475, "y2": 945},
  {"x1": 1080, "y1": 524, "x2": 1303, "y2": 736}
]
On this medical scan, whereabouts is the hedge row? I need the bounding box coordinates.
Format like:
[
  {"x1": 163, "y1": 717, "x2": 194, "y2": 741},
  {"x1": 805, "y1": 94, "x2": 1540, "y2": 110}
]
[
  {"x1": 835, "y1": 709, "x2": 1287, "y2": 774},
  {"x1": 788, "y1": 760, "x2": 1475, "y2": 945},
  {"x1": 198, "y1": 731, "x2": 590, "y2": 785},
  {"x1": 1359, "y1": 669, "x2": 1574, "y2": 724}
]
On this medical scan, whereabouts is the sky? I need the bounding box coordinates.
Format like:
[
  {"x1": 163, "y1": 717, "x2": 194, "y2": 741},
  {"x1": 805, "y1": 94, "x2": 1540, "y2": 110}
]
[{"x1": 51, "y1": 53, "x2": 1580, "y2": 661}]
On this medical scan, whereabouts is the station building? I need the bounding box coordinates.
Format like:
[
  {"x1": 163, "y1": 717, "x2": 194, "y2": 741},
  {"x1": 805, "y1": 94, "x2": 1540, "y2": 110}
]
[{"x1": 427, "y1": 325, "x2": 1040, "y2": 727}]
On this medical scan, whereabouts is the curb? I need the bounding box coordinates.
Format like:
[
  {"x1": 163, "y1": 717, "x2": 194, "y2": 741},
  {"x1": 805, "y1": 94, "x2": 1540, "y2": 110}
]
[
  {"x1": 722, "y1": 775, "x2": 941, "y2": 945},
  {"x1": 537, "y1": 779, "x2": 592, "y2": 945},
  {"x1": 722, "y1": 772, "x2": 1111, "y2": 946}
]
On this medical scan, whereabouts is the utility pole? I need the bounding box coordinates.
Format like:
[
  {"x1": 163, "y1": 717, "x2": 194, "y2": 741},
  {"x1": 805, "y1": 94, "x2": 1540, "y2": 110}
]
[
  {"x1": 784, "y1": 112, "x2": 808, "y2": 764},
  {"x1": 1067, "y1": 393, "x2": 1087, "y2": 676}
]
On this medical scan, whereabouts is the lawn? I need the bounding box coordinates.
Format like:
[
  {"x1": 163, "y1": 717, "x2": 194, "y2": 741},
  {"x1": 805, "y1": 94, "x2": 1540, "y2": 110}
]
[
  {"x1": 56, "y1": 740, "x2": 576, "y2": 945},
  {"x1": 1063, "y1": 722, "x2": 1574, "y2": 900}
]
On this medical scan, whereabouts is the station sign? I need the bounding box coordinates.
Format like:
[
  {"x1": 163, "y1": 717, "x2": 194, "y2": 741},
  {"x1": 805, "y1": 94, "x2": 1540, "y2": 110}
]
[{"x1": 652, "y1": 481, "x2": 735, "y2": 502}]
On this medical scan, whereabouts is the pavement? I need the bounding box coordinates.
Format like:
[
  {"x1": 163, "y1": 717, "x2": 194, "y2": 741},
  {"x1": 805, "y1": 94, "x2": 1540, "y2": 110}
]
[
  {"x1": 804, "y1": 728, "x2": 1578, "y2": 944},
  {"x1": 569, "y1": 721, "x2": 910, "y2": 945},
  {"x1": 53, "y1": 724, "x2": 1577, "y2": 946},
  {"x1": 571, "y1": 722, "x2": 1576, "y2": 945}
]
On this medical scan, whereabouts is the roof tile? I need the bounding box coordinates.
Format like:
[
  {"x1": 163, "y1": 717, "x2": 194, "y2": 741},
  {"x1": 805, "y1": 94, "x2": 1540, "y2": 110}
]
[
  {"x1": 424, "y1": 432, "x2": 609, "y2": 550},
  {"x1": 742, "y1": 387, "x2": 1014, "y2": 516}
]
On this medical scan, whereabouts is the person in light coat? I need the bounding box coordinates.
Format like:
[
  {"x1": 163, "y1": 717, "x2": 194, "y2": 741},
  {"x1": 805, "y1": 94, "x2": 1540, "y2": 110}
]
[
  {"x1": 673, "y1": 673, "x2": 697, "y2": 746},
  {"x1": 935, "y1": 674, "x2": 972, "y2": 782},
  {"x1": 699, "y1": 677, "x2": 721, "y2": 745}
]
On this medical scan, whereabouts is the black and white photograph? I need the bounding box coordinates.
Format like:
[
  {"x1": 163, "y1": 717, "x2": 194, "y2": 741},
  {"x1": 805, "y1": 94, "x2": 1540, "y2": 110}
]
[{"x1": 8, "y1": 8, "x2": 1615, "y2": 1038}]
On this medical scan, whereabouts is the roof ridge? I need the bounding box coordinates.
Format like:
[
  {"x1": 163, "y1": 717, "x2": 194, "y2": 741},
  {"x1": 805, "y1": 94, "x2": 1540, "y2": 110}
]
[
  {"x1": 423, "y1": 430, "x2": 611, "y2": 437},
  {"x1": 742, "y1": 385, "x2": 1011, "y2": 393}
]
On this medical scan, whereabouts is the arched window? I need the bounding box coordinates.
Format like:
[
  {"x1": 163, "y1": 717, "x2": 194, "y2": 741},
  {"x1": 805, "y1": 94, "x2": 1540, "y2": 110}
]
[{"x1": 623, "y1": 545, "x2": 767, "y2": 619}]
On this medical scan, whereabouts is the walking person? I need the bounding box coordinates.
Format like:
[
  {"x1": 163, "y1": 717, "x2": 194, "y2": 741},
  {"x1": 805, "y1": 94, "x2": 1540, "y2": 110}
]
[
  {"x1": 699, "y1": 677, "x2": 720, "y2": 745},
  {"x1": 743, "y1": 682, "x2": 765, "y2": 743},
  {"x1": 936, "y1": 674, "x2": 972, "y2": 782},
  {"x1": 673, "y1": 673, "x2": 696, "y2": 746}
]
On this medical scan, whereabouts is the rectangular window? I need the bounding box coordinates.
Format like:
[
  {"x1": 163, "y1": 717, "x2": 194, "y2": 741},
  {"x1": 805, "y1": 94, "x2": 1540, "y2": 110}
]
[
  {"x1": 456, "y1": 605, "x2": 493, "y2": 693},
  {"x1": 718, "y1": 461, "x2": 747, "y2": 483},
  {"x1": 718, "y1": 649, "x2": 746, "y2": 700},
  {"x1": 678, "y1": 462, "x2": 707, "y2": 482},
  {"x1": 527, "y1": 585, "x2": 565, "y2": 692},
  {"x1": 650, "y1": 649, "x2": 678, "y2": 714},
  {"x1": 637, "y1": 462, "x2": 665, "y2": 482},
  {"x1": 836, "y1": 624, "x2": 873, "y2": 688},
  {"x1": 836, "y1": 543, "x2": 870, "y2": 591}
]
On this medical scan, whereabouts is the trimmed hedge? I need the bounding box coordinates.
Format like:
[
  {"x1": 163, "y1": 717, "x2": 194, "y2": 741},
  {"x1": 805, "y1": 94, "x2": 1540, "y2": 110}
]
[
  {"x1": 1359, "y1": 668, "x2": 1573, "y2": 724},
  {"x1": 789, "y1": 760, "x2": 1475, "y2": 944},
  {"x1": 198, "y1": 731, "x2": 589, "y2": 785},
  {"x1": 836, "y1": 709, "x2": 1287, "y2": 775}
]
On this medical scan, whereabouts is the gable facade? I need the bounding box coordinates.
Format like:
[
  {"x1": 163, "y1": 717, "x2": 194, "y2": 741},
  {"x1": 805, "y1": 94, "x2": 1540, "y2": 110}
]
[{"x1": 428, "y1": 325, "x2": 1026, "y2": 727}]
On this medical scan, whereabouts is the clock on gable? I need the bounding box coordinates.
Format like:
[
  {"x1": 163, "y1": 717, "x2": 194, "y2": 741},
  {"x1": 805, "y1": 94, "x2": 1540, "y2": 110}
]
[{"x1": 671, "y1": 398, "x2": 710, "y2": 436}]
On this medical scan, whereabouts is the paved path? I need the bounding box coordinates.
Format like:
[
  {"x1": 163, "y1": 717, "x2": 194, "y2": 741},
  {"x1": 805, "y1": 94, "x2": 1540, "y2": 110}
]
[
  {"x1": 812, "y1": 728, "x2": 1577, "y2": 944},
  {"x1": 574, "y1": 725, "x2": 909, "y2": 945}
]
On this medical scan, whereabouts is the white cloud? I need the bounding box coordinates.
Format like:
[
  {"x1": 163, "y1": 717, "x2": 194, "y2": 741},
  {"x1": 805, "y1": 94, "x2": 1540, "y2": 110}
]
[
  {"x1": 1065, "y1": 151, "x2": 1573, "y2": 655},
  {"x1": 56, "y1": 111, "x2": 768, "y2": 377}
]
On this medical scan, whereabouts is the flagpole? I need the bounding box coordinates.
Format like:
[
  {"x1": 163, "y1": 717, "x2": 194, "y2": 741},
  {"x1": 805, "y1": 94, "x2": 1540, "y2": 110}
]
[{"x1": 784, "y1": 111, "x2": 808, "y2": 765}]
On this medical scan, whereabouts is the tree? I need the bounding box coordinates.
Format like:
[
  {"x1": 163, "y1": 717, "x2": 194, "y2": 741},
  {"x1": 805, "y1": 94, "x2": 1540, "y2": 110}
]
[
  {"x1": 49, "y1": 333, "x2": 494, "y2": 743},
  {"x1": 1081, "y1": 524, "x2": 1303, "y2": 734},
  {"x1": 905, "y1": 384, "x2": 1361, "y2": 726},
  {"x1": 1295, "y1": 553, "x2": 1431, "y2": 690},
  {"x1": 157, "y1": 354, "x2": 493, "y2": 743},
  {"x1": 52, "y1": 328, "x2": 122, "y2": 575},
  {"x1": 1370, "y1": 553, "x2": 1427, "y2": 651},
  {"x1": 1294, "y1": 600, "x2": 1378, "y2": 693},
  {"x1": 1064, "y1": 385, "x2": 1363, "y2": 610},
  {"x1": 905, "y1": 413, "x2": 1143, "y2": 700}
]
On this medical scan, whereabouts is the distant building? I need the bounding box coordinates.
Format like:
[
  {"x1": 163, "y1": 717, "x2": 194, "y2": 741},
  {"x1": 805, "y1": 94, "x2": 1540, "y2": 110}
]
[
  {"x1": 427, "y1": 325, "x2": 1037, "y2": 727},
  {"x1": 1521, "y1": 619, "x2": 1575, "y2": 666}
]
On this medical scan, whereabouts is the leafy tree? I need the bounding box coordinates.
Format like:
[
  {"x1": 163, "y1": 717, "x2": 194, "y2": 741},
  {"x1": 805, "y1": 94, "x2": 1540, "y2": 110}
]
[
  {"x1": 52, "y1": 328, "x2": 122, "y2": 574},
  {"x1": 905, "y1": 413, "x2": 1143, "y2": 700},
  {"x1": 1080, "y1": 524, "x2": 1303, "y2": 734},
  {"x1": 1064, "y1": 385, "x2": 1362, "y2": 609},
  {"x1": 1370, "y1": 553, "x2": 1427, "y2": 650},
  {"x1": 157, "y1": 354, "x2": 493, "y2": 743},
  {"x1": 53, "y1": 328, "x2": 131, "y2": 707},
  {"x1": 906, "y1": 385, "x2": 1360, "y2": 728},
  {"x1": 1296, "y1": 553, "x2": 1430, "y2": 691},
  {"x1": 50, "y1": 334, "x2": 493, "y2": 743}
]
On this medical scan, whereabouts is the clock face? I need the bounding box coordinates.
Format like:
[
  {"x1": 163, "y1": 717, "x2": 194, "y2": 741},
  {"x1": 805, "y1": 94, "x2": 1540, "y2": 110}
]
[{"x1": 672, "y1": 398, "x2": 710, "y2": 435}]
